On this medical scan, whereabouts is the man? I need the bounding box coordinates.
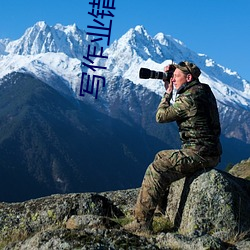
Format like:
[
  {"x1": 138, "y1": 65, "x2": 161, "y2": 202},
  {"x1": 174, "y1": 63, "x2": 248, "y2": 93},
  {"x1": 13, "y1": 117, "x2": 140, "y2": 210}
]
[{"x1": 124, "y1": 61, "x2": 222, "y2": 233}]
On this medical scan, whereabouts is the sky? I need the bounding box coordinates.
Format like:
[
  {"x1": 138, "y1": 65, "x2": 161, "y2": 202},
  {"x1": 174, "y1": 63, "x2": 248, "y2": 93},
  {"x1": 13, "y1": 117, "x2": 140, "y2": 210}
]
[{"x1": 0, "y1": 0, "x2": 250, "y2": 81}]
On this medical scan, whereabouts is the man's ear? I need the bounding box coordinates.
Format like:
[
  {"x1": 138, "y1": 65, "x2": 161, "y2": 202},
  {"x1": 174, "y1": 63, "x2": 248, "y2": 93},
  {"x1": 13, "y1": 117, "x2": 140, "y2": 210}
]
[{"x1": 186, "y1": 74, "x2": 193, "y2": 82}]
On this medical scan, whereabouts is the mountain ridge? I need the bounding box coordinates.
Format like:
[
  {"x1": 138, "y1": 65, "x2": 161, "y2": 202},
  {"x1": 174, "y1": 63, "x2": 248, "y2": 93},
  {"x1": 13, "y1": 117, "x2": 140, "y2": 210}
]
[
  {"x1": 0, "y1": 72, "x2": 170, "y2": 202},
  {"x1": 1, "y1": 22, "x2": 249, "y2": 109},
  {"x1": 1, "y1": 21, "x2": 250, "y2": 149},
  {"x1": 0, "y1": 22, "x2": 249, "y2": 201},
  {"x1": 97, "y1": 25, "x2": 250, "y2": 109},
  {"x1": 4, "y1": 21, "x2": 99, "y2": 60}
]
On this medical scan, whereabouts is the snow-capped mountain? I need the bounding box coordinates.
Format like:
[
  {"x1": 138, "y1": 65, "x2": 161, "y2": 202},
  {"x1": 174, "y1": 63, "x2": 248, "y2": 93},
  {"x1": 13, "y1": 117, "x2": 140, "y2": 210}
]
[
  {"x1": 0, "y1": 22, "x2": 249, "y2": 201},
  {"x1": 96, "y1": 25, "x2": 250, "y2": 110},
  {"x1": 0, "y1": 22, "x2": 250, "y2": 145},
  {"x1": 0, "y1": 21, "x2": 100, "y2": 93},
  {"x1": 1, "y1": 22, "x2": 249, "y2": 110},
  {"x1": 5, "y1": 21, "x2": 95, "y2": 59}
]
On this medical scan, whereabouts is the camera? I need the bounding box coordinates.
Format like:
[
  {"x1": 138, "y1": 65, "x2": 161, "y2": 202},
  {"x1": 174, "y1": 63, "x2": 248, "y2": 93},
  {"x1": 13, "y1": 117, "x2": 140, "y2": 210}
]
[{"x1": 139, "y1": 64, "x2": 176, "y2": 82}]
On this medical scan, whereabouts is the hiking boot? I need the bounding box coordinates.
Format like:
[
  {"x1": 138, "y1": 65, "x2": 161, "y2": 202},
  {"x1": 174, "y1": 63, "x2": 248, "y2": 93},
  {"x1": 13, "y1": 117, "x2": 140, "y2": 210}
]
[{"x1": 124, "y1": 219, "x2": 152, "y2": 234}]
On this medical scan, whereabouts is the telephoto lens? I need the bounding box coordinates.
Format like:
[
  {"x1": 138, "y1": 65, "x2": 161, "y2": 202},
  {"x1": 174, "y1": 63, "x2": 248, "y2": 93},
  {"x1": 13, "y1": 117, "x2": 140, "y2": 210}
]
[
  {"x1": 139, "y1": 65, "x2": 176, "y2": 82},
  {"x1": 139, "y1": 68, "x2": 167, "y2": 80}
]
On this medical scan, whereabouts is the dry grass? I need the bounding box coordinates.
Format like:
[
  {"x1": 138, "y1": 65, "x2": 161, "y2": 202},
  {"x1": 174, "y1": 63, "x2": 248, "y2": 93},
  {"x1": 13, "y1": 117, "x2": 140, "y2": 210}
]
[{"x1": 225, "y1": 230, "x2": 250, "y2": 245}]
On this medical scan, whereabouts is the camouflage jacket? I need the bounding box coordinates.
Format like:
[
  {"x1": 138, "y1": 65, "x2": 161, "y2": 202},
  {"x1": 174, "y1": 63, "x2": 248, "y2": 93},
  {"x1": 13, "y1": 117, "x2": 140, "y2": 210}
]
[{"x1": 156, "y1": 80, "x2": 222, "y2": 157}]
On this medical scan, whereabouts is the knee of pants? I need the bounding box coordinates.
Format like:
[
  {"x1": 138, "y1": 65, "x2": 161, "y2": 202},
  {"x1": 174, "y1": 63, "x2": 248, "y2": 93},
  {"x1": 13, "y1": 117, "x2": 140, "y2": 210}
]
[
  {"x1": 154, "y1": 152, "x2": 162, "y2": 161},
  {"x1": 153, "y1": 149, "x2": 168, "y2": 160},
  {"x1": 144, "y1": 164, "x2": 161, "y2": 181},
  {"x1": 146, "y1": 162, "x2": 172, "y2": 182}
]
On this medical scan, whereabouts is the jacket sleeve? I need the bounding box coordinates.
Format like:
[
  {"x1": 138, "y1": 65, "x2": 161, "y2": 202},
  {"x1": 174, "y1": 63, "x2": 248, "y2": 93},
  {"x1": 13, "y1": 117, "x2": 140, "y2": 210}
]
[{"x1": 156, "y1": 93, "x2": 195, "y2": 123}]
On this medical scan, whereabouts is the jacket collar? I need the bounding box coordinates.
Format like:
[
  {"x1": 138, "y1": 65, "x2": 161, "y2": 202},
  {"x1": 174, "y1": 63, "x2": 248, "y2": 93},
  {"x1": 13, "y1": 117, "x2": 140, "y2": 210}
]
[{"x1": 176, "y1": 79, "x2": 200, "y2": 95}]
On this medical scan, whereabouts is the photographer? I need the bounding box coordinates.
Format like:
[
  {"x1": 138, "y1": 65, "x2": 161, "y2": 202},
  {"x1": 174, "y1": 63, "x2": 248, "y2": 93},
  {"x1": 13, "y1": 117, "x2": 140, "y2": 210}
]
[{"x1": 125, "y1": 61, "x2": 222, "y2": 233}]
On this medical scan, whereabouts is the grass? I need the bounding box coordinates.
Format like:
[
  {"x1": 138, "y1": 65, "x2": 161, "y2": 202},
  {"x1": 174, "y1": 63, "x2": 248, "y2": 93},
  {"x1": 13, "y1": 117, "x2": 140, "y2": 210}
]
[
  {"x1": 152, "y1": 216, "x2": 174, "y2": 234},
  {"x1": 113, "y1": 214, "x2": 174, "y2": 235}
]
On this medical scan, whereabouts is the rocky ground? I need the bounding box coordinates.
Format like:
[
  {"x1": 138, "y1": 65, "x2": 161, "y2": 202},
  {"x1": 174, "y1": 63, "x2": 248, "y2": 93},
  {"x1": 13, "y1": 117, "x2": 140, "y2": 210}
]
[{"x1": 0, "y1": 168, "x2": 250, "y2": 249}]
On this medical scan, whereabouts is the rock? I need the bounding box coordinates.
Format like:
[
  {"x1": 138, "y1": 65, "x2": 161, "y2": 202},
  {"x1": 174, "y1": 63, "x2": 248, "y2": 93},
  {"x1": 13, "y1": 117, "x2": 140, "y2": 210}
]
[
  {"x1": 156, "y1": 232, "x2": 227, "y2": 250},
  {"x1": 235, "y1": 240, "x2": 250, "y2": 250},
  {"x1": 0, "y1": 193, "x2": 124, "y2": 248},
  {"x1": 101, "y1": 188, "x2": 140, "y2": 215},
  {"x1": 165, "y1": 169, "x2": 250, "y2": 241},
  {"x1": 65, "y1": 214, "x2": 120, "y2": 230},
  {"x1": 229, "y1": 158, "x2": 250, "y2": 180},
  {"x1": 1, "y1": 168, "x2": 250, "y2": 249},
  {"x1": 4, "y1": 228, "x2": 161, "y2": 250}
]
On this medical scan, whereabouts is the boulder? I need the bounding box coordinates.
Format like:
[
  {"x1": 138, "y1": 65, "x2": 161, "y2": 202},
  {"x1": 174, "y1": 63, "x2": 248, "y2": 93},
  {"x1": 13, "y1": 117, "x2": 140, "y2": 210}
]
[
  {"x1": 0, "y1": 193, "x2": 124, "y2": 248},
  {"x1": 165, "y1": 169, "x2": 250, "y2": 241}
]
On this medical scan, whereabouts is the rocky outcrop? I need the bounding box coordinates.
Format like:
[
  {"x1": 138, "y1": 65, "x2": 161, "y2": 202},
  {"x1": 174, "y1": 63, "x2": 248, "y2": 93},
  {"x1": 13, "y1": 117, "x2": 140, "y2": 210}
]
[
  {"x1": 229, "y1": 158, "x2": 250, "y2": 180},
  {"x1": 1, "y1": 169, "x2": 250, "y2": 249},
  {"x1": 165, "y1": 169, "x2": 250, "y2": 240}
]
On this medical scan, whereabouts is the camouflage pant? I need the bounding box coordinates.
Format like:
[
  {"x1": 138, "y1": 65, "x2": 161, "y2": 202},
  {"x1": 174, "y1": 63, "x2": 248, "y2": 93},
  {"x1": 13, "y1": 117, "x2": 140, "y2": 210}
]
[{"x1": 134, "y1": 149, "x2": 220, "y2": 223}]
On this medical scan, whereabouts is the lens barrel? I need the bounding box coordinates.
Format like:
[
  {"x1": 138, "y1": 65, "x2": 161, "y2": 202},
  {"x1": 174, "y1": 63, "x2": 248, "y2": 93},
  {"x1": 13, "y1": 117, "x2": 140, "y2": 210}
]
[
  {"x1": 139, "y1": 67, "x2": 167, "y2": 80},
  {"x1": 139, "y1": 68, "x2": 151, "y2": 79}
]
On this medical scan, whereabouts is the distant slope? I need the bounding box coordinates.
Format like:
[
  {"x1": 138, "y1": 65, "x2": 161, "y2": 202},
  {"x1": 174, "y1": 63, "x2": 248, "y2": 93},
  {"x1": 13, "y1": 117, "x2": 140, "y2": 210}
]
[{"x1": 0, "y1": 72, "x2": 168, "y2": 202}]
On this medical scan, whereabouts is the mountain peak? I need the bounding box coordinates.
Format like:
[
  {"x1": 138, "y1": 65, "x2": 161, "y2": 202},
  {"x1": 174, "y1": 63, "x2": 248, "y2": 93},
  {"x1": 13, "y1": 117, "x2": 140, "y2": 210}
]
[
  {"x1": 154, "y1": 32, "x2": 185, "y2": 47},
  {"x1": 134, "y1": 25, "x2": 147, "y2": 34},
  {"x1": 117, "y1": 25, "x2": 152, "y2": 46},
  {"x1": 100, "y1": 25, "x2": 250, "y2": 107},
  {"x1": 1, "y1": 22, "x2": 250, "y2": 110},
  {"x1": 4, "y1": 21, "x2": 98, "y2": 60},
  {"x1": 54, "y1": 22, "x2": 79, "y2": 34},
  {"x1": 34, "y1": 21, "x2": 48, "y2": 29}
]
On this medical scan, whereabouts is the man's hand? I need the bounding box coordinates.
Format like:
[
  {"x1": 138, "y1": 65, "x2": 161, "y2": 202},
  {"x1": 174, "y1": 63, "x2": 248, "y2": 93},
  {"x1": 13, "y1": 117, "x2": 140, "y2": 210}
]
[{"x1": 163, "y1": 65, "x2": 173, "y2": 94}]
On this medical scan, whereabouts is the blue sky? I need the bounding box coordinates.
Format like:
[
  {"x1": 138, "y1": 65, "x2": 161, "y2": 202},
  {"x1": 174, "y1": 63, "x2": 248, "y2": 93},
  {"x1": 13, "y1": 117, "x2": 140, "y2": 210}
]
[{"x1": 1, "y1": 0, "x2": 250, "y2": 81}]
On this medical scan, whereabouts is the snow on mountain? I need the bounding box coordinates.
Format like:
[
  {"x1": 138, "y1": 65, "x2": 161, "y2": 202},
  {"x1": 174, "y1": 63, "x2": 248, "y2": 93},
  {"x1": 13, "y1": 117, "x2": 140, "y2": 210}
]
[
  {"x1": 95, "y1": 25, "x2": 250, "y2": 110},
  {"x1": 0, "y1": 21, "x2": 101, "y2": 93},
  {"x1": 0, "y1": 22, "x2": 250, "y2": 112},
  {"x1": 4, "y1": 21, "x2": 97, "y2": 60},
  {"x1": 0, "y1": 52, "x2": 81, "y2": 94},
  {"x1": 0, "y1": 39, "x2": 9, "y2": 56}
]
